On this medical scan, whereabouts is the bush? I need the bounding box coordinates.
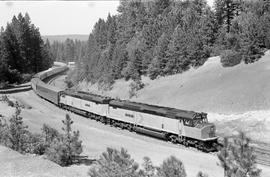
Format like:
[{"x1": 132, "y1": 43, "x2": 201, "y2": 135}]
[
  {"x1": 0, "y1": 95, "x2": 16, "y2": 107},
  {"x1": 0, "y1": 115, "x2": 9, "y2": 146},
  {"x1": 0, "y1": 81, "x2": 9, "y2": 89},
  {"x1": 129, "y1": 79, "x2": 145, "y2": 99},
  {"x1": 220, "y1": 50, "x2": 242, "y2": 67},
  {"x1": 140, "y1": 156, "x2": 156, "y2": 177},
  {"x1": 46, "y1": 138, "x2": 70, "y2": 166},
  {"x1": 88, "y1": 147, "x2": 140, "y2": 177},
  {"x1": 157, "y1": 156, "x2": 186, "y2": 177},
  {"x1": 21, "y1": 73, "x2": 33, "y2": 83},
  {"x1": 24, "y1": 133, "x2": 46, "y2": 155},
  {"x1": 42, "y1": 124, "x2": 60, "y2": 147}
]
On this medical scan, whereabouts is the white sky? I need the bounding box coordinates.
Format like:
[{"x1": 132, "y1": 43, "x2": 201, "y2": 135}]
[{"x1": 0, "y1": 0, "x2": 214, "y2": 36}]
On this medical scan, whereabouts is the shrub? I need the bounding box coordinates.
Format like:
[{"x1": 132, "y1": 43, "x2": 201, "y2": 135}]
[
  {"x1": 0, "y1": 115, "x2": 9, "y2": 146},
  {"x1": 0, "y1": 95, "x2": 15, "y2": 107},
  {"x1": 46, "y1": 138, "x2": 70, "y2": 166},
  {"x1": 21, "y1": 73, "x2": 33, "y2": 83},
  {"x1": 88, "y1": 147, "x2": 140, "y2": 177},
  {"x1": 220, "y1": 50, "x2": 242, "y2": 67},
  {"x1": 140, "y1": 156, "x2": 157, "y2": 177},
  {"x1": 42, "y1": 124, "x2": 60, "y2": 147},
  {"x1": 0, "y1": 81, "x2": 9, "y2": 89},
  {"x1": 25, "y1": 133, "x2": 46, "y2": 155},
  {"x1": 129, "y1": 79, "x2": 145, "y2": 99},
  {"x1": 6, "y1": 68, "x2": 22, "y2": 84},
  {"x1": 65, "y1": 80, "x2": 74, "y2": 89},
  {"x1": 157, "y1": 156, "x2": 186, "y2": 177}
]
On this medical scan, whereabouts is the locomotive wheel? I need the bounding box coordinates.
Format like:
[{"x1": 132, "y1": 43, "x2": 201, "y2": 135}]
[
  {"x1": 183, "y1": 140, "x2": 189, "y2": 147},
  {"x1": 169, "y1": 135, "x2": 178, "y2": 143}
]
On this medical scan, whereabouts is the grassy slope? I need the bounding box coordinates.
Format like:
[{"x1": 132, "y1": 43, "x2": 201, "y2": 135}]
[{"x1": 79, "y1": 50, "x2": 270, "y2": 114}]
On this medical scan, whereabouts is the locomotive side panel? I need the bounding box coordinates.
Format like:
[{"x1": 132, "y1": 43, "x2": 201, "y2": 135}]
[
  {"x1": 108, "y1": 106, "x2": 135, "y2": 124},
  {"x1": 72, "y1": 96, "x2": 82, "y2": 109},
  {"x1": 63, "y1": 95, "x2": 81, "y2": 109},
  {"x1": 80, "y1": 99, "x2": 108, "y2": 117},
  {"x1": 59, "y1": 94, "x2": 67, "y2": 105},
  {"x1": 135, "y1": 112, "x2": 163, "y2": 131},
  {"x1": 162, "y1": 117, "x2": 182, "y2": 135}
]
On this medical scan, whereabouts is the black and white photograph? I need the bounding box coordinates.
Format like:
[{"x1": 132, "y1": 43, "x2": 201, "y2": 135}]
[{"x1": 0, "y1": 0, "x2": 270, "y2": 176}]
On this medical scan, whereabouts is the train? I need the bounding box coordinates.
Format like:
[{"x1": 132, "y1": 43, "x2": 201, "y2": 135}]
[{"x1": 31, "y1": 64, "x2": 219, "y2": 152}]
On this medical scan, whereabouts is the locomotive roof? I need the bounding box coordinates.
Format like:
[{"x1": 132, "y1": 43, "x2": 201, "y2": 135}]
[
  {"x1": 109, "y1": 99, "x2": 206, "y2": 120},
  {"x1": 63, "y1": 90, "x2": 110, "y2": 104}
]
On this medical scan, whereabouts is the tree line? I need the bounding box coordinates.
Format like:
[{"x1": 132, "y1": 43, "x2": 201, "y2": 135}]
[
  {"x1": 50, "y1": 39, "x2": 87, "y2": 63},
  {"x1": 0, "y1": 13, "x2": 54, "y2": 88},
  {"x1": 71, "y1": 0, "x2": 270, "y2": 88}
]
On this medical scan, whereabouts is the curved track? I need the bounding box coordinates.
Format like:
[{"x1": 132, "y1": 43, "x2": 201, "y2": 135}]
[
  {"x1": 254, "y1": 146, "x2": 270, "y2": 166},
  {"x1": 0, "y1": 85, "x2": 32, "y2": 94},
  {"x1": 33, "y1": 66, "x2": 270, "y2": 167}
]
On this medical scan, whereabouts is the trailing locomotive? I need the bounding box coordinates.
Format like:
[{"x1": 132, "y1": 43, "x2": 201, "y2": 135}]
[{"x1": 31, "y1": 65, "x2": 219, "y2": 152}]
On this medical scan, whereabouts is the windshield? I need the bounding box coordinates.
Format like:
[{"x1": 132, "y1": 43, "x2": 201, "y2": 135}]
[{"x1": 194, "y1": 118, "x2": 208, "y2": 128}]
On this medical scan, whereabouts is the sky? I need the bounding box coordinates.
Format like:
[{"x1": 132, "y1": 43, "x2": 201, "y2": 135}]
[{"x1": 0, "y1": 0, "x2": 215, "y2": 36}]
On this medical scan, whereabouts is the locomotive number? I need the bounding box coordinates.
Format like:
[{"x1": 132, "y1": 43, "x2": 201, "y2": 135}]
[{"x1": 125, "y1": 113, "x2": 134, "y2": 118}]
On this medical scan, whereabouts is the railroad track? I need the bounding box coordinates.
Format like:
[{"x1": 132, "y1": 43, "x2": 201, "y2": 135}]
[
  {"x1": 253, "y1": 146, "x2": 270, "y2": 166},
  {"x1": 0, "y1": 85, "x2": 32, "y2": 94},
  {"x1": 47, "y1": 74, "x2": 62, "y2": 85}
]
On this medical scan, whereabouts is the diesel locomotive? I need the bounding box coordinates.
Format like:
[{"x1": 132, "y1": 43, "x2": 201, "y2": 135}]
[{"x1": 31, "y1": 64, "x2": 219, "y2": 152}]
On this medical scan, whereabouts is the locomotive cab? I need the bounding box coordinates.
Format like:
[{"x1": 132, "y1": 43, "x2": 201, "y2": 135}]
[{"x1": 181, "y1": 114, "x2": 218, "y2": 151}]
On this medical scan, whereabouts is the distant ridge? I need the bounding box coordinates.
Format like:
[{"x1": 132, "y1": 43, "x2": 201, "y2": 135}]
[{"x1": 42, "y1": 34, "x2": 89, "y2": 43}]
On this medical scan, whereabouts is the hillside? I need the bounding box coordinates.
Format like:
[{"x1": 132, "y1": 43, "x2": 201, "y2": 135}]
[
  {"x1": 79, "y1": 50, "x2": 270, "y2": 114},
  {"x1": 0, "y1": 145, "x2": 85, "y2": 177},
  {"x1": 78, "y1": 51, "x2": 270, "y2": 142},
  {"x1": 42, "y1": 34, "x2": 88, "y2": 43}
]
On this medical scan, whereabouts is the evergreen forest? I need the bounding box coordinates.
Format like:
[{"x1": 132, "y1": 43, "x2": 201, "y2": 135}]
[
  {"x1": 67, "y1": 0, "x2": 270, "y2": 86},
  {"x1": 0, "y1": 13, "x2": 53, "y2": 87}
]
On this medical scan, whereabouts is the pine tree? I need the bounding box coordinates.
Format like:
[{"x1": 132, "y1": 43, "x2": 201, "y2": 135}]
[
  {"x1": 218, "y1": 133, "x2": 261, "y2": 177},
  {"x1": 8, "y1": 103, "x2": 29, "y2": 152},
  {"x1": 46, "y1": 114, "x2": 83, "y2": 166},
  {"x1": 157, "y1": 156, "x2": 186, "y2": 177},
  {"x1": 61, "y1": 114, "x2": 83, "y2": 165},
  {"x1": 0, "y1": 13, "x2": 53, "y2": 83},
  {"x1": 230, "y1": 132, "x2": 261, "y2": 177},
  {"x1": 88, "y1": 147, "x2": 140, "y2": 177},
  {"x1": 165, "y1": 26, "x2": 190, "y2": 75}
]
